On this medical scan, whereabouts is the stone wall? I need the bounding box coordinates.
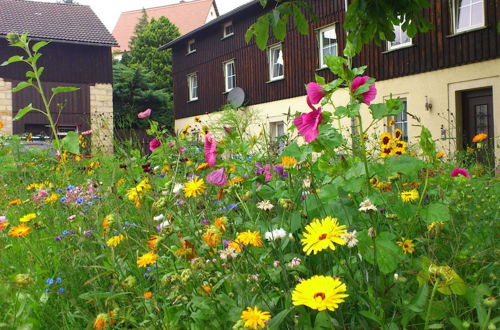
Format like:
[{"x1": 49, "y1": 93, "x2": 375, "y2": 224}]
[
  {"x1": 89, "y1": 83, "x2": 114, "y2": 153},
  {"x1": 0, "y1": 78, "x2": 13, "y2": 135}
]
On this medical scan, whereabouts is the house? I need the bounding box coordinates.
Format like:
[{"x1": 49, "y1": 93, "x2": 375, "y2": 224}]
[
  {"x1": 162, "y1": 0, "x2": 500, "y2": 162},
  {"x1": 0, "y1": 0, "x2": 117, "y2": 152},
  {"x1": 112, "y1": 0, "x2": 218, "y2": 56}
]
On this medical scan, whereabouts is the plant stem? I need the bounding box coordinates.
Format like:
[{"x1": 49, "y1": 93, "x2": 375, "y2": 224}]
[{"x1": 424, "y1": 279, "x2": 439, "y2": 330}]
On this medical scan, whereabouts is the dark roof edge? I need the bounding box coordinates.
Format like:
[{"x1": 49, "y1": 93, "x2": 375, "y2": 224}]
[
  {"x1": 159, "y1": 0, "x2": 260, "y2": 50},
  {"x1": 0, "y1": 34, "x2": 118, "y2": 47}
]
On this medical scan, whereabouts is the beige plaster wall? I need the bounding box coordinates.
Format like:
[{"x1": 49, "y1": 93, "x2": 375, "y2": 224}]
[
  {"x1": 175, "y1": 59, "x2": 500, "y2": 160},
  {"x1": 89, "y1": 83, "x2": 114, "y2": 154},
  {"x1": 0, "y1": 78, "x2": 13, "y2": 136}
]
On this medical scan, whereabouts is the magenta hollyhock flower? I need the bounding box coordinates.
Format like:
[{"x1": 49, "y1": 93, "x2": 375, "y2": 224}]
[
  {"x1": 204, "y1": 133, "x2": 217, "y2": 167},
  {"x1": 206, "y1": 168, "x2": 228, "y2": 186},
  {"x1": 451, "y1": 168, "x2": 470, "y2": 178},
  {"x1": 352, "y1": 76, "x2": 377, "y2": 105},
  {"x1": 264, "y1": 164, "x2": 272, "y2": 182},
  {"x1": 149, "y1": 138, "x2": 161, "y2": 151},
  {"x1": 293, "y1": 108, "x2": 323, "y2": 143},
  {"x1": 138, "y1": 108, "x2": 152, "y2": 119},
  {"x1": 306, "y1": 82, "x2": 325, "y2": 109}
]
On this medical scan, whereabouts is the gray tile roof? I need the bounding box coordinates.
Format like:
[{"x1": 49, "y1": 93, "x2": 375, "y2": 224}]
[{"x1": 0, "y1": 0, "x2": 118, "y2": 46}]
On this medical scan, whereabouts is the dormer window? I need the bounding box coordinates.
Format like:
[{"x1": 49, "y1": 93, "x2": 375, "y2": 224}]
[
  {"x1": 223, "y1": 21, "x2": 234, "y2": 38},
  {"x1": 187, "y1": 39, "x2": 196, "y2": 54}
]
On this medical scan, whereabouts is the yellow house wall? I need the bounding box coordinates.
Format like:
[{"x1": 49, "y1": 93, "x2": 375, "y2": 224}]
[{"x1": 175, "y1": 59, "x2": 500, "y2": 161}]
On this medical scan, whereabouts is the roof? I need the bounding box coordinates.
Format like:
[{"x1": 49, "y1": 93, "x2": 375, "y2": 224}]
[
  {"x1": 112, "y1": 0, "x2": 218, "y2": 53},
  {"x1": 0, "y1": 0, "x2": 117, "y2": 47},
  {"x1": 160, "y1": 0, "x2": 259, "y2": 50}
]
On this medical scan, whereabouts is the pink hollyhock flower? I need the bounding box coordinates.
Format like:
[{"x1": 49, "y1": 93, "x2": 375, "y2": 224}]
[
  {"x1": 81, "y1": 129, "x2": 93, "y2": 135},
  {"x1": 204, "y1": 133, "x2": 217, "y2": 167},
  {"x1": 206, "y1": 168, "x2": 227, "y2": 186},
  {"x1": 293, "y1": 108, "x2": 323, "y2": 143},
  {"x1": 306, "y1": 82, "x2": 325, "y2": 110},
  {"x1": 264, "y1": 164, "x2": 272, "y2": 182},
  {"x1": 451, "y1": 168, "x2": 470, "y2": 178},
  {"x1": 138, "y1": 108, "x2": 152, "y2": 119},
  {"x1": 149, "y1": 138, "x2": 161, "y2": 151},
  {"x1": 352, "y1": 76, "x2": 377, "y2": 105}
]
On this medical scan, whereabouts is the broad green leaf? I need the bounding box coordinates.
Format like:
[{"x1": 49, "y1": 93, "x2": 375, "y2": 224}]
[
  {"x1": 13, "y1": 104, "x2": 34, "y2": 121},
  {"x1": 359, "y1": 310, "x2": 382, "y2": 325},
  {"x1": 449, "y1": 317, "x2": 467, "y2": 330},
  {"x1": 51, "y1": 86, "x2": 79, "y2": 95},
  {"x1": 325, "y1": 56, "x2": 348, "y2": 76},
  {"x1": 0, "y1": 55, "x2": 23, "y2": 66},
  {"x1": 420, "y1": 126, "x2": 436, "y2": 158},
  {"x1": 290, "y1": 212, "x2": 302, "y2": 233},
  {"x1": 358, "y1": 231, "x2": 404, "y2": 274},
  {"x1": 292, "y1": 4, "x2": 308, "y2": 35},
  {"x1": 61, "y1": 131, "x2": 80, "y2": 155},
  {"x1": 32, "y1": 41, "x2": 49, "y2": 52},
  {"x1": 334, "y1": 103, "x2": 360, "y2": 117},
  {"x1": 272, "y1": 14, "x2": 287, "y2": 41},
  {"x1": 384, "y1": 154, "x2": 428, "y2": 178},
  {"x1": 281, "y1": 142, "x2": 310, "y2": 162},
  {"x1": 12, "y1": 81, "x2": 32, "y2": 93},
  {"x1": 269, "y1": 308, "x2": 292, "y2": 329},
  {"x1": 408, "y1": 283, "x2": 429, "y2": 313},
  {"x1": 369, "y1": 98, "x2": 404, "y2": 119},
  {"x1": 421, "y1": 203, "x2": 450, "y2": 224}
]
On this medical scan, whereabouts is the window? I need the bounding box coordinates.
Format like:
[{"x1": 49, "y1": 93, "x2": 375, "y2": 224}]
[
  {"x1": 318, "y1": 25, "x2": 337, "y2": 68},
  {"x1": 223, "y1": 21, "x2": 234, "y2": 38},
  {"x1": 393, "y1": 100, "x2": 408, "y2": 142},
  {"x1": 223, "y1": 60, "x2": 236, "y2": 92},
  {"x1": 187, "y1": 73, "x2": 198, "y2": 101},
  {"x1": 452, "y1": 0, "x2": 485, "y2": 33},
  {"x1": 187, "y1": 39, "x2": 196, "y2": 54},
  {"x1": 270, "y1": 121, "x2": 286, "y2": 152},
  {"x1": 268, "y1": 44, "x2": 284, "y2": 81},
  {"x1": 387, "y1": 23, "x2": 412, "y2": 50}
]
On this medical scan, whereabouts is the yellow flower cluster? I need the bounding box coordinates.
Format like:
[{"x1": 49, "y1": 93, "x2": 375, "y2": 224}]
[
  {"x1": 126, "y1": 178, "x2": 152, "y2": 208},
  {"x1": 379, "y1": 129, "x2": 407, "y2": 158}
]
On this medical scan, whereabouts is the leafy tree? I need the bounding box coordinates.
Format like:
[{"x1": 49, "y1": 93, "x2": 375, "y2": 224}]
[
  {"x1": 246, "y1": 0, "x2": 433, "y2": 56},
  {"x1": 112, "y1": 63, "x2": 172, "y2": 130},
  {"x1": 129, "y1": 8, "x2": 149, "y2": 49},
  {"x1": 124, "y1": 16, "x2": 180, "y2": 90}
]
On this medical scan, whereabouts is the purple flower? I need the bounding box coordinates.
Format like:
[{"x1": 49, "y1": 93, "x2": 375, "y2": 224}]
[
  {"x1": 451, "y1": 168, "x2": 470, "y2": 178},
  {"x1": 223, "y1": 240, "x2": 230, "y2": 248},
  {"x1": 264, "y1": 164, "x2": 272, "y2": 182},
  {"x1": 273, "y1": 165, "x2": 288, "y2": 178},
  {"x1": 206, "y1": 168, "x2": 228, "y2": 186},
  {"x1": 201, "y1": 219, "x2": 210, "y2": 225},
  {"x1": 255, "y1": 162, "x2": 264, "y2": 175}
]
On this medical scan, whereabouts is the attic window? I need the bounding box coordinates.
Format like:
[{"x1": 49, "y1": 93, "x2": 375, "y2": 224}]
[
  {"x1": 223, "y1": 21, "x2": 234, "y2": 38},
  {"x1": 187, "y1": 39, "x2": 196, "y2": 54}
]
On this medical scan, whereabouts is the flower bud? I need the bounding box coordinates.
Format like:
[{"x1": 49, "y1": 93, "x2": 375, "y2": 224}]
[
  {"x1": 484, "y1": 296, "x2": 497, "y2": 308},
  {"x1": 121, "y1": 275, "x2": 136, "y2": 289}
]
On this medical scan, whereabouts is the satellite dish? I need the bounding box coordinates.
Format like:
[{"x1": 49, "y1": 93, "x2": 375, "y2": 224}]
[{"x1": 227, "y1": 87, "x2": 246, "y2": 108}]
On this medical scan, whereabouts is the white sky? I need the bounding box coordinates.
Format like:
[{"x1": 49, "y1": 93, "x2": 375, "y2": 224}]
[{"x1": 36, "y1": 0, "x2": 253, "y2": 32}]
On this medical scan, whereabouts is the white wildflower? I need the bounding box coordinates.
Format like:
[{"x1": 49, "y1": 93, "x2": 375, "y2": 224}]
[
  {"x1": 256, "y1": 200, "x2": 274, "y2": 211},
  {"x1": 172, "y1": 183, "x2": 184, "y2": 194},
  {"x1": 341, "y1": 230, "x2": 359, "y2": 248},
  {"x1": 153, "y1": 214, "x2": 165, "y2": 221},
  {"x1": 264, "y1": 228, "x2": 287, "y2": 241},
  {"x1": 358, "y1": 199, "x2": 378, "y2": 212}
]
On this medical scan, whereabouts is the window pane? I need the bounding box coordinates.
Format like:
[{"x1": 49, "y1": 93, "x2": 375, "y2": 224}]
[
  {"x1": 271, "y1": 47, "x2": 283, "y2": 78},
  {"x1": 470, "y1": 2, "x2": 484, "y2": 26},
  {"x1": 457, "y1": 4, "x2": 471, "y2": 30}
]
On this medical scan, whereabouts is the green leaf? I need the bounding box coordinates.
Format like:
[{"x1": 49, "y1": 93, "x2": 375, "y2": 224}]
[
  {"x1": 408, "y1": 283, "x2": 429, "y2": 313},
  {"x1": 13, "y1": 104, "x2": 34, "y2": 121},
  {"x1": 32, "y1": 41, "x2": 49, "y2": 53},
  {"x1": 358, "y1": 231, "x2": 404, "y2": 274},
  {"x1": 12, "y1": 81, "x2": 32, "y2": 93},
  {"x1": 290, "y1": 212, "x2": 302, "y2": 233},
  {"x1": 334, "y1": 103, "x2": 360, "y2": 117},
  {"x1": 449, "y1": 317, "x2": 467, "y2": 330},
  {"x1": 359, "y1": 310, "x2": 382, "y2": 325},
  {"x1": 369, "y1": 98, "x2": 404, "y2": 119},
  {"x1": 420, "y1": 126, "x2": 436, "y2": 158},
  {"x1": 292, "y1": 4, "x2": 308, "y2": 35},
  {"x1": 269, "y1": 308, "x2": 292, "y2": 329},
  {"x1": 61, "y1": 131, "x2": 80, "y2": 155},
  {"x1": 384, "y1": 154, "x2": 428, "y2": 179},
  {"x1": 0, "y1": 55, "x2": 23, "y2": 66},
  {"x1": 325, "y1": 56, "x2": 348, "y2": 76},
  {"x1": 272, "y1": 14, "x2": 287, "y2": 41},
  {"x1": 51, "y1": 86, "x2": 79, "y2": 95},
  {"x1": 421, "y1": 203, "x2": 450, "y2": 224},
  {"x1": 281, "y1": 142, "x2": 310, "y2": 162}
]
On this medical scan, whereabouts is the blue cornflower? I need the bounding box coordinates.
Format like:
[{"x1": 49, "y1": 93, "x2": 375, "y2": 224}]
[
  {"x1": 46, "y1": 278, "x2": 54, "y2": 285},
  {"x1": 58, "y1": 288, "x2": 65, "y2": 293},
  {"x1": 76, "y1": 197, "x2": 84, "y2": 204},
  {"x1": 62, "y1": 230, "x2": 68, "y2": 236},
  {"x1": 45, "y1": 288, "x2": 50, "y2": 293},
  {"x1": 56, "y1": 277, "x2": 62, "y2": 284},
  {"x1": 56, "y1": 188, "x2": 63, "y2": 193},
  {"x1": 227, "y1": 203, "x2": 239, "y2": 211},
  {"x1": 87, "y1": 201, "x2": 93, "y2": 206},
  {"x1": 60, "y1": 197, "x2": 67, "y2": 203},
  {"x1": 66, "y1": 185, "x2": 75, "y2": 191},
  {"x1": 158, "y1": 174, "x2": 165, "y2": 178}
]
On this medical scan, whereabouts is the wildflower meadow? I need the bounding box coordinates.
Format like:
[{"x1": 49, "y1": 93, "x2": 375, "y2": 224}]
[{"x1": 0, "y1": 36, "x2": 499, "y2": 330}]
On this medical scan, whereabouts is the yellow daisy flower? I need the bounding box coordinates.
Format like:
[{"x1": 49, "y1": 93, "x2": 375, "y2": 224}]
[
  {"x1": 394, "y1": 128, "x2": 403, "y2": 140},
  {"x1": 301, "y1": 216, "x2": 347, "y2": 255},
  {"x1": 400, "y1": 190, "x2": 419, "y2": 202},
  {"x1": 379, "y1": 132, "x2": 392, "y2": 147},
  {"x1": 106, "y1": 234, "x2": 125, "y2": 247},
  {"x1": 196, "y1": 162, "x2": 209, "y2": 171},
  {"x1": 240, "y1": 306, "x2": 271, "y2": 329},
  {"x1": 292, "y1": 275, "x2": 349, "y2": 311},
  {"x1": 397, "y1": 238, "x2": 415, "y2": 254},
  {"x1": 8, "y1": 224, "x2": 31, "y2": 237},
  {"x1": 202, "y1": 229, "x2": 221, "y2": 248},
  {"x1": 236, "y1": 230, "x2": 263, "y2": 247},
  {"x1": 137, "y1": 251, "x2": 158, "y2": 267},
  {"x1": 19, "y1": 213, "x2": 36, "y2": 223},
  {"x1": 281, "y1": 155, "x2": 297, "y2": 168},
  {"x1": 183, "y1": 178, "x2": 206, "y2": 198}
]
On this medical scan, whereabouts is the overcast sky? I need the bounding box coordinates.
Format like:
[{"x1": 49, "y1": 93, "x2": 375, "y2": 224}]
[{"x1": 36, "y1": 0, "x2": 253, "y2": 31}]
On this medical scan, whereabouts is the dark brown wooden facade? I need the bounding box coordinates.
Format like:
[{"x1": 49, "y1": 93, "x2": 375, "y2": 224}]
[
  {"x1": 0, "y1": 39, "x2": 113, "y2": 134},
  {"x1": 170, "y1": 0, "x2": 500, "y2": 120}
]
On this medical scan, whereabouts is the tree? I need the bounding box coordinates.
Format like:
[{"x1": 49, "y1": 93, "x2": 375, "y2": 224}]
[
  {"x1": 113, "y1": 63, "x2": 172, "y2": 130},
  {"x1": 129, "y1": 8, "x2": 148, "y2": 49},
  {"x1": 246, "y1": 0, "x2": 433, "y2": 56},
  {"x1": 125, "y1": 17, "x2": 180, "y2": 90}
]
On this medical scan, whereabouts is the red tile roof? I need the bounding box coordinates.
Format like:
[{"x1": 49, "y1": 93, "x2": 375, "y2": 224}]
[
  {"x1": 0, "y1": 0, "x2": 117, "y2": 46},
  {"x1": 112, "y1": 0, "x2": 216, "y2": 52}
]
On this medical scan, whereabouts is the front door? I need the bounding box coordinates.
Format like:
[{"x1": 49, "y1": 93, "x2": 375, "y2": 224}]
[{"x1": 462, "y1": 88, "x2": 494, "y2": 165}]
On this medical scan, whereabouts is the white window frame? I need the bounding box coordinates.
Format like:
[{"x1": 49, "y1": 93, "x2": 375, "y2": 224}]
[
  {"x1": 187, "y1": 39, "x2": 196, "y2": 54},
  {"x1": 318, "y1": 25, "x2": 338, "y2": 68},
  {"x1": 223, "y1": 60, "x2": 236, "y2": 92},
  {"x1": 267, "y1": 43, "x2": 284, "y2": 81},
  {"x1": 387, "y1": 23, "x2": 412, "y2": 51},
  {"x1": 452, "y1": 0, "x2": 485, "y2": 34},
  {"x1": 223, "y1": 21, "x2": 234, "y2": 38},
  {"x1": 270, "y1": 121, "x2": 286, "y2": 153},
  {"x1": 187, "y1": 73, "x2": 198, "y2": 101},
  {"x1": 392, "y1": 99, "x2": 408, "y2": 142}
]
